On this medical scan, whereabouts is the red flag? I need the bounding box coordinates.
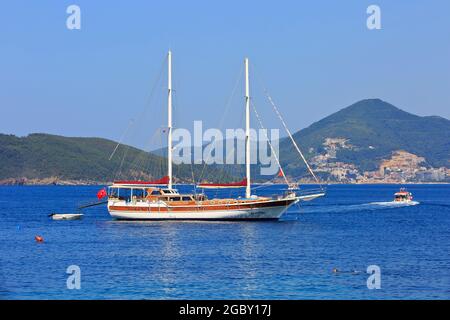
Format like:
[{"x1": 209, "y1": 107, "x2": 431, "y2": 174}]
[
  {"x1": 97, "y1": 188, "x2": 107, "y2": 200},
  {"x1": 277, "y1": 169, "x2": 284, "y2": 177}
]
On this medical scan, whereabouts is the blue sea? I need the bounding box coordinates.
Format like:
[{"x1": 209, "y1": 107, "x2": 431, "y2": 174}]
[{"x1": 0, "y1": 184, "x2": 449, "y2": 299}]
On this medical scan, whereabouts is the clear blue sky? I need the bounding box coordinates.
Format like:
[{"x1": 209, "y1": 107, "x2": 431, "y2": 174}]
[{"x1": 1, "y1": 1, "x2": 449, "y2": 150}]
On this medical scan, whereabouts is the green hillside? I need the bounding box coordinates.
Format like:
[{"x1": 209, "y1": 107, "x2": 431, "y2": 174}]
[
  {"x1": 151, "y1": 98, "x2": 449, "y2": 182},
  {"x1": 280, "y1": 99, "x2": 450, "y2": 175},
  {"x1": 1, "y1": 99, "x2": 448, "y2": 184},
  {"x1": 0, "y1": 133, "x2": 231, "y2": 184}
]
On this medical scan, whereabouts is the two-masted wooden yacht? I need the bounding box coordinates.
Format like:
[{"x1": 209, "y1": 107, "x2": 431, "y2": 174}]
[{"x1": 106, "y1": 51, "x2": 324, "y2": 220}]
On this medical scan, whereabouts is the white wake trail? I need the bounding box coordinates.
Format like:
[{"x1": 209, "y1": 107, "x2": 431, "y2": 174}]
[
  {"x1": 298, "y1": 201, "x2": 419, "y2": 214},
  {"x1": 368, "y1": 201, "x2": 420, "y2": 207}
]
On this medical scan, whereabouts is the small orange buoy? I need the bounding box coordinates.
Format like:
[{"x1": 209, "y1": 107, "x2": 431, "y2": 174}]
[{"x1": 35, "y1": 235, "x2": 44, "y2": 243}]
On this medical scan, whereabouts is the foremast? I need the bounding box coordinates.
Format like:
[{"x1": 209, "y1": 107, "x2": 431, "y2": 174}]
[{"x1": 167, "y1": 50, "x2": 173, "y2": 189}]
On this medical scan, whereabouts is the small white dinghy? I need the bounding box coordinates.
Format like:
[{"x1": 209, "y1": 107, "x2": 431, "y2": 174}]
[{"x1": 50, "y1": 213, "x2": 84, "y2": 221}]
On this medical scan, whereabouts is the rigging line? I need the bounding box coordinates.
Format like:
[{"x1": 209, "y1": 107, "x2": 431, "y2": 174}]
[
  {"x1": 222, "y1": 94, "x2": 247, "y2": 183},
  {"x1": 157, "y1": 128, "x2": 164, "y2": 178},
  {"x1": 252, "y1": 65, "x2": 322, "y2": 188},
  {"x1": 142, "y1": 130, "x2": 160, "y2": 178},
  {"x1": 141, "y1": 127, "x2": 167, "y2": 177},
  {"x1": 141, "y1": 57, "x2": 168, "y2": 179},
  {"x1": 110, "y1": 54, "x2": 166, "y2": 181},
  {"x1": 198, "y1": 64, "x2": 244, "y2": 183},
  {"x1": 135, "y1": 142, "x2": 156, "y2": 181},
  {"x1": 127, "y1": 135, "x2": 152, "y2": 178},
  {"x1": 120, "y1": 56, "x2": 166, "y2": 165},
  {"x1": 189, "y1": 155, "x2": 196, "y2": 186},
  {"x1": 251, "y1": 101, "x2": 290, "y2": 186},
  {"x1": 155, "y1": 127, "x2": 167, "y2": 178},
  {"x1": 267, "y1": 92, "x2": 321, "y2": 186},
  {"x1": 144, "y1": 128, "x2": 166, "y2": 178},
  {"x1": 251, "y1": 180, "x2": 280, "y2": 190},
  {"x1": 115, "y1": 143, "x2": 131, "y2": 181},
  {"x1": 109, "y1": 118, "x2": 135, "y2": 161},
  {"x1": 172, "y1": 80, "x2": 196, "y2": 186},
  {"x1": 135, "y1": 55, "x2": 167, "y2": 129},
  {"x1": 198, "y1": 69, "x2": 243, "y2": 184}
]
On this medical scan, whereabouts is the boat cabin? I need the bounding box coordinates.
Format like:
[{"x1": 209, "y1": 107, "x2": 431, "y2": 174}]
[
  {"x1": 394, "y1": 188, "x2": 413, "y2": 202},
  {"x1": 108, "y1": 183, "x2": 207, "y2": 203}
]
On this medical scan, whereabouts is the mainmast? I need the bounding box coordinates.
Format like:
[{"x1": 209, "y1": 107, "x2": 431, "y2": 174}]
[
  {"x1": 167, "y1": 50, "x2": 173, "y2": 189},
  {"x1": 245, "y1": 57, "x2": 251, "y2": 198}
]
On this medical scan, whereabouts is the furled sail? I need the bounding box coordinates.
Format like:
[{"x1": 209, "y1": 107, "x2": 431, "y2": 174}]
[
  {"x1": 197, "y1": 178, "x2": 247, "y2": 189},
  {"x1": 114, "y1": 176, "x2": 170, "y2": 185}
]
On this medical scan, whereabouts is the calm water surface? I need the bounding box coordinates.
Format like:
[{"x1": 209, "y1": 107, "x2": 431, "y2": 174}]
[{"x1": 0, "y1": 184, "x2": 449, "y2": 299}]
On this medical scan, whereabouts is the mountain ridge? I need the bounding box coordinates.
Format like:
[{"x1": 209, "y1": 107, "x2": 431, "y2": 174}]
[
  {"x1": 0, "y1": 133, "x2": 233, "y2": 184},
  {"x1": 1, "y1": 99, "x2": 449, "y2": 184},
  {"x1": 278, "y1": 99, "x2": 449, "y2": 182}
]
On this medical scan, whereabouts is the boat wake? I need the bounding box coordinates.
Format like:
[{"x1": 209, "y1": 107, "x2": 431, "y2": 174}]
[
  {"x1": 368, "y1": 201, "x2": 420, "y2": 207},
  {"x1": 297, "y1": 200, "x2": 419, "y2": 214}
]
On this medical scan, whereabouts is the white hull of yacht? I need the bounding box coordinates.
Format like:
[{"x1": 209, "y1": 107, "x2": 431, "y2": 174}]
[
  {"x1": 109, "y1": 207, "x2": 285, "y2": 220},
  {"x1": 107, "y1": 199, "x2": 298, "y2": 220}
]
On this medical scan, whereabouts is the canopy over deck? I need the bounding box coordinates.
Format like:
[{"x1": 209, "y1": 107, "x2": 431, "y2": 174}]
[
  {"x1": 198, "y1": 178, "x2": 247, "y2": 189},
  {"x1": 113, "y1": 176, "x2": 170, "y2": 187}
]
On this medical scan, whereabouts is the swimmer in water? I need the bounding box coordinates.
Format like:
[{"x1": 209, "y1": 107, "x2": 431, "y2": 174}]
[{"x1": 332, "y1": 268, "x2": 362, "y2": 274}]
